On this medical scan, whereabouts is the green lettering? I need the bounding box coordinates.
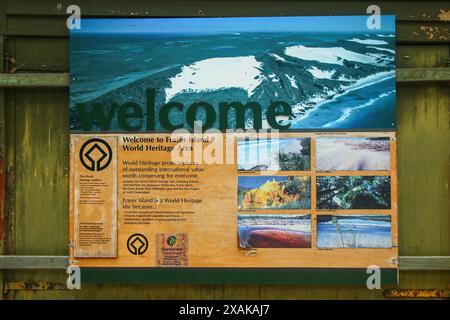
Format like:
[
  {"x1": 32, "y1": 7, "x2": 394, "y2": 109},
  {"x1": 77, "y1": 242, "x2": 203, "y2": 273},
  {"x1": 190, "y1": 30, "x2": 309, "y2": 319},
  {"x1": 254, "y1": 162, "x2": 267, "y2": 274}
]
[
  {"x1": 160, "y1": 102, "x2": 184, "y2": 130},
  {"x1": 186, "y1": 102, "x2": 216, "y2": 131},
  {"x1": 75, "y1": 103, "x2": 117, "y2": 131},
  {"x1": 118, "y1": 102, "x2": 143, "y2": 131},
  {"x1": 266, "y1": 101, "x2": 293, "y2": 130},
  {"x1": 146, "y1": 88, "x2": 156, "y2": 131},
  {"x1": 219, "y1": 102, "x2": 262, "y2": 130}
]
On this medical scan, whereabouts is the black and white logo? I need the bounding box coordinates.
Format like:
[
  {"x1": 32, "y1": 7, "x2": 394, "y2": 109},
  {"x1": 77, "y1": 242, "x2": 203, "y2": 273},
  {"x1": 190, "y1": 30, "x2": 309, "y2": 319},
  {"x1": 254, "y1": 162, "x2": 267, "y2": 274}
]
[
  {"x1": 79, "y1": 138, "x2": 112, "y2": 171},
  {"x1": 127, "y1": 233, "x2": 149, "y2": 255}
]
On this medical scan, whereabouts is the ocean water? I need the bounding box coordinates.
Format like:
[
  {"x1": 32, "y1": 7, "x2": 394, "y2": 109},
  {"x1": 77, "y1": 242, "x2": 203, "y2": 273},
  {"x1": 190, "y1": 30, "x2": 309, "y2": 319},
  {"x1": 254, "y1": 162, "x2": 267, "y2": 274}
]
[
  {"x1": 70, "y1": 30, "x2": 396, "y2": 131},
  {"x1": 293, "y1": 78, "x2": 396, "y2": 129}
]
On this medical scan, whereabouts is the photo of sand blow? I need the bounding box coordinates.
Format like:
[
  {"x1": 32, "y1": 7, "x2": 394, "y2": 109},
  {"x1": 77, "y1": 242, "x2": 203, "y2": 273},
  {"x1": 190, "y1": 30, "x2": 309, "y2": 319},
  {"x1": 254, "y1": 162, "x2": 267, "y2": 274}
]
[{"x1": 316, "y1": 137, "x2": 390, "y2": 171}]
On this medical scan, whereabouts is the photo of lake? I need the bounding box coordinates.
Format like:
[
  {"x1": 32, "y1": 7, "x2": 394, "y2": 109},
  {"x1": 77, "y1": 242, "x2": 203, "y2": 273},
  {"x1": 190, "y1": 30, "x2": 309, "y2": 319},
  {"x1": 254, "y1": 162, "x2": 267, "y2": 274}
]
[
  {"x1": 238, "y1": 138, "x2": 311, "y2": 171},
  {"x1": 316, "y1": 137, "x2": 390, "y2": 171},
  {"x1": 238, "y1": 214, "x2": 311, "y2": 248},
  {"x1": 70, "y1": 16, "x2": 396, "y2": 131},
  {"x1": 317, "y1": 215, "x2": 392, "y2": 248}
]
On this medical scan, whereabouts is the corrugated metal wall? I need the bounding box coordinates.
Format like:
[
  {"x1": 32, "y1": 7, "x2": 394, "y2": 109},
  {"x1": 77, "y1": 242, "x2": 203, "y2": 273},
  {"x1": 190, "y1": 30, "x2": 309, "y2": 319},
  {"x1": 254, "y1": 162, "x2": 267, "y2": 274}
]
[{"x1": 0, "y1": 0, "x2": 449, "y2": 299}]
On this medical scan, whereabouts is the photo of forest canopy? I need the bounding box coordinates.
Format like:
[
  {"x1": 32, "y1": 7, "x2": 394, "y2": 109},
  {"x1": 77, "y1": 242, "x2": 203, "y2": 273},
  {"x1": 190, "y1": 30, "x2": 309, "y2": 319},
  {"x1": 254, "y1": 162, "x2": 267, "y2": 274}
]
[
  {"x1": 238, "y1": 176, "x2": 311, "y2": 210},
  {"x1": 238, "y1": 214, "x2": 311, "y2": 248},
  {"x1": 316, "y1": 176, "x2": 390, "y2": 209},
  {"x1": 317, "y1": 215, "x2": 392, "y2": 248},
  {"x1": 237, "y1": 138, "x2": 311, "y2": 171},
  {"x1": 316, "y1": 137, "x2": 390, "y2": 171}
]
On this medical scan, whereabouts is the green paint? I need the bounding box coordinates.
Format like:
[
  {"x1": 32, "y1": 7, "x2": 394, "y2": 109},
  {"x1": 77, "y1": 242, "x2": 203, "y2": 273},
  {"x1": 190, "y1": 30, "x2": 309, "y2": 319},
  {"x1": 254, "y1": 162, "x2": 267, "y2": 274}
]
[
  {"x1": 80, "y1": 268, "x2": 398, "y2": 285},
  {"x1": 2, "y1": 1, "x2": 450, "y2": 300}
]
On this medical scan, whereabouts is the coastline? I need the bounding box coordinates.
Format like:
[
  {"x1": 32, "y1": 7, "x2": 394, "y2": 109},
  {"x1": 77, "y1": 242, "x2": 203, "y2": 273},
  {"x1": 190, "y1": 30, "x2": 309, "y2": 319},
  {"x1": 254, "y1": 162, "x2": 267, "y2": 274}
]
[{"x1": 291, "y1": 70, "x2": 396, "y2": 126}]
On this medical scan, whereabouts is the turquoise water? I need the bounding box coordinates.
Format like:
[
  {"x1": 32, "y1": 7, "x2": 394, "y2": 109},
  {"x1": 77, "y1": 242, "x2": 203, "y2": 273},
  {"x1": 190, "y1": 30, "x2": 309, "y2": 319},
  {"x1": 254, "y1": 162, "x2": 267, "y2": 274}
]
[{"x1": 292, "y1": 77, "x2": 396, "y2": 129}]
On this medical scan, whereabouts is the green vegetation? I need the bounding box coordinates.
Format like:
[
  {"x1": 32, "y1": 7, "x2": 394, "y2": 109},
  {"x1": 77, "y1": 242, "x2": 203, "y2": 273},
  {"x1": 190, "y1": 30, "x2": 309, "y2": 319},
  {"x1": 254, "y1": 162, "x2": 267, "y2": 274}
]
[
  {"x1": 317, "y1": 176, "x2": 390, "y2": 209},
  {"x1": 279, "y1": 138, "x2": 311, "y2": 171}
]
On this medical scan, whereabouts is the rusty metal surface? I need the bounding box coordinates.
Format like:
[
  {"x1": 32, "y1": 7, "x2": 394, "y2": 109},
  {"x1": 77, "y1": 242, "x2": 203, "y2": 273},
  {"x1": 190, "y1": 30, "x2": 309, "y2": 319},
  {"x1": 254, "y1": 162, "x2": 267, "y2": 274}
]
[
  {"x1": 384, "y1": 289, "x2": 450, "y2": 299},
  {"x1": 4, "y1": 281, "x2": 67, "y2": 291},
  {"x1": 397, "y1": 67, "x2": 450, "y2": 82}
]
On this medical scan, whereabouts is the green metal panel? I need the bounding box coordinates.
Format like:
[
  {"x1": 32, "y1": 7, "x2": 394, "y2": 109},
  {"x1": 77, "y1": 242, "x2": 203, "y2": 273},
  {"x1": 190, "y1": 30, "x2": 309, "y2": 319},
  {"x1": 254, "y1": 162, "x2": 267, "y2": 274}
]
[{"x1": 0, "y1": 0, "x2": 449, "y2": 299}]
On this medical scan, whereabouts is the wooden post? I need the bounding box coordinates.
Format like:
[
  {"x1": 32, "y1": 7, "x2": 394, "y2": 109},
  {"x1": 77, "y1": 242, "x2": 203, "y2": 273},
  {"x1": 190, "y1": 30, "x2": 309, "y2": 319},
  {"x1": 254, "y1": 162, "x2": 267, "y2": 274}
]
[{"x1": 0, "y1": 0, "x2": 6, "y2": 299}]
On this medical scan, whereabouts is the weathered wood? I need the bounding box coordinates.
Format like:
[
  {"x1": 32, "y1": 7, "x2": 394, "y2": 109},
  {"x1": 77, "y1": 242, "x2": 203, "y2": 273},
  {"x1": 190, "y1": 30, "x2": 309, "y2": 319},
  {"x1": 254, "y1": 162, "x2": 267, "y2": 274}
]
[
  {"x1": 399, "y1": 256, "x2": 450, "y2": 270},
  {"x1": 0, "y1": 256, "x2": 69, "y2": 269},
  {"x1": 5, "y1": 0, "x2": 450, "y2": 22},
  {"x1": 0, "y1": 255, "x2": 448, "y2": 270},
  {"x1": 397, "y1": 67, "x2": 450, "y2": 82},
  {"x1": 5, "y1": 37, "x2": 69, "y2": 73},
  {"x1": 396, "y1": 45, "x2": 450, "y2": 293},
  {"x1": 0, "y1": 74, "x2": 69, "y2": 87},
  {"x1": 0, "y1": 0, "x2": 6, "y2": 299}
]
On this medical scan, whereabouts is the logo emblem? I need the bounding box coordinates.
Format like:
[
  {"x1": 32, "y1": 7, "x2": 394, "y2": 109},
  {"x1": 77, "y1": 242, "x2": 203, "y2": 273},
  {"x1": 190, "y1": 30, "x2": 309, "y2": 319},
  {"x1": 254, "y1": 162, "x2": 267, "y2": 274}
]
[
  {"x1": 79, "y1": 138, "x2": 112, "y2": 171},
  {"x1": 127, "y1": 233, "x2": 148, "y2": 255},
  {"x1": 167, "y1": 235, "x2": 177, "y2": 247}
]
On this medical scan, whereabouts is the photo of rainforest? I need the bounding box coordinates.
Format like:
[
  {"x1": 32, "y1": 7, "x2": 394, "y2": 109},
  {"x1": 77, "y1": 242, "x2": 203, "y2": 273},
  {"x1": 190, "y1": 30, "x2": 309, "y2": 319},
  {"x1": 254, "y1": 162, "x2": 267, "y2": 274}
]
[
  {"x1": 238, "y1": 138, "x2": 311, "y2": 171},
  {"x1": 317, "y1": 215, "x2": 392, "y2": 248},
  {"x1": 316, "y1": 176, "x2": 391, "y2": 209},
  {"x1": 238, "y1": 214, "x2": 311, "y2": 248},
  {"x1": 316, "y1": 137, "x2": 390, "y2": 171},
  {"x1": 238, "y1": 176, "x2": 311, "y2": 209}
]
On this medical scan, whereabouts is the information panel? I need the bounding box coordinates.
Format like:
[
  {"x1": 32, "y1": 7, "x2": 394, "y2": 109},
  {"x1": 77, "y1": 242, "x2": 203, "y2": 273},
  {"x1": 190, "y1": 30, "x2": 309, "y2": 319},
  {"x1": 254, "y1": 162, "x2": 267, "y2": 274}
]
[
  {"x1": 69, "y1": 15, "x2": 398, "y2": 283},
  {"x1": 70, "y1": 132, "x2": 397, "y2": 270}
]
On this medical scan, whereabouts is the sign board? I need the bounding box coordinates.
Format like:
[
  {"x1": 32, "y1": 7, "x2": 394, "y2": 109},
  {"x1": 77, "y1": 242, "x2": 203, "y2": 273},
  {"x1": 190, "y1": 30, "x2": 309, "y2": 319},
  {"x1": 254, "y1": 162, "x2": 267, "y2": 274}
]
[{"x1": 69, "y1": 16, "x2": 398, "y2": 284}]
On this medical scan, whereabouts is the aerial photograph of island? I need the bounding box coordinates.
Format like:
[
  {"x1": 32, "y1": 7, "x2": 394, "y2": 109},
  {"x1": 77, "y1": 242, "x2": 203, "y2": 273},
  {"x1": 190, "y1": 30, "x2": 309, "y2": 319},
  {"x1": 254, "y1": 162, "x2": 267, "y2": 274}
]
[{"x1": 70, "y1": 16, "x2": 396, "y2": 131}]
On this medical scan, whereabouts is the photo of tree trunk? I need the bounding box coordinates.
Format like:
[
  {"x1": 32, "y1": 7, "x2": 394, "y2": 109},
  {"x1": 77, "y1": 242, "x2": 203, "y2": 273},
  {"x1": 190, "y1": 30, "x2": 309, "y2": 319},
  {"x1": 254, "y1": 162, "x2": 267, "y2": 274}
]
[{"x1": 316, "y1": 176, "x2": 391, "y2": 209}]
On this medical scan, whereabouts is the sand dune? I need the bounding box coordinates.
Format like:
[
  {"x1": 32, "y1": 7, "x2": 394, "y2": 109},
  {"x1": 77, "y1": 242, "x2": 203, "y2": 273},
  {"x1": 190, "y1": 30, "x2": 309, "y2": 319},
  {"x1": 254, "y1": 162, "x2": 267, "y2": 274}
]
[{"x1": 316, "y1": 138, "x2": 390, "y2": 171}]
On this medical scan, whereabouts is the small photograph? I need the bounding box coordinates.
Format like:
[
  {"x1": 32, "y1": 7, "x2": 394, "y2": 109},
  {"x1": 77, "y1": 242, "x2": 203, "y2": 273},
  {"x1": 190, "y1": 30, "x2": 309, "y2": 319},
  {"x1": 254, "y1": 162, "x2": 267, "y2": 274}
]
[
  {"x1": 237, "y1": 138, "x2": 311, "y2": 171},
  {"x1": 238, "y1": 214, "x2": 311, "y2": 248},
  {"x1": 316, "y1": 176, "x2": 390, "y2": 209},
  {"x1": 238, "y1": 176, "x2": 311, "y2": 210},
  {"x1": 316, "y1": 137, "x2": 390, "y2": 171},
  {"x1": 317, "y1": 215, "x2": 392, "y2": 248}
]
